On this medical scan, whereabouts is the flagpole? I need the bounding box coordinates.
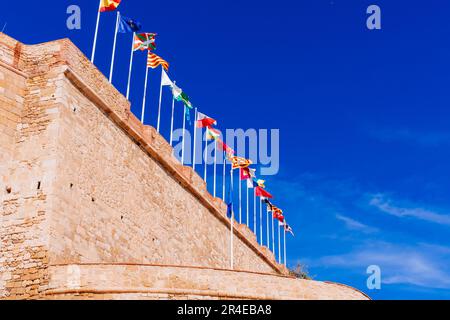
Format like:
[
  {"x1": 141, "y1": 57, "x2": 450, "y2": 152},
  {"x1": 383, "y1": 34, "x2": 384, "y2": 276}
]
[
  {"x1": 203, "y1": 140, "x2": 208, "y2": 182},
  {"x1": 272, "y1": 216, "x2": 275, "y2": 254},
  {"x1": 266, "y1": 206, "x2": 270, "y2": 248},
  {"x1": 213, "y1": 139, "x2": 218, "y2": 197},
  {"x1": 181, "y1": 106, "x2": 187, "y2": 165},
  {"x1": 91, "y1": 0, "x2": 102, "y2": 63},
  {"x1": 169, "y1": 82, "x2": 176, "y2": 146},
  {"x1": 253, "y1": 188, "x2": 257, "y2": 235},
  {"x1": 238, "y1": 176, "x2": 242, "y2": 224},
  {"x1": 222, "y1": 154, "x2": 226, "y2": 202},
  {"x1": 126, "y1": 32, "x2": 135, "y2": 100},
  {"x1": 278, "y1": 224, "x2": 281, "y2": 263},
  {"x1": 156, "y1": 66, "x2": 164, "y2": 133},
  {"x1": 141, "y1": 66, "x2": 149, "y2": 123},
  {"x1": 230, "y1": 168, "x2": 234, "y2": 270},
  {"x1": 259, "y1": 197, "x2": 263, "y2": 245},
  {"x1": 192, "y1": 109, "x2": 198, "y2": 170},
  {"x1": 246, "y1": 183, "x2": 249, "y2": 227},
  {"x1": 284, "y1": 227, "x2": 287, "y2": 266},
  {"x1": 109, "y1": 11, "x2": 120, "y2": 83}
]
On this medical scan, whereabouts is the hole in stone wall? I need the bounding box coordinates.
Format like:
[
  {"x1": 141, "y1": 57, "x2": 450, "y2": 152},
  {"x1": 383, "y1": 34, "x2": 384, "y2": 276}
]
[
  {"x1": 91, "y1": 197, "x2": 95, "y2": 203},
  {"x1": 37, "y1": 181, "x2": 41, "y2": 190},
  {"x1": 121, "y1": 216, "x2": 124, "y2": 220},
  {"x1": 73, "y1": 107, "x2": 77, "y2": 112},
  {"x1": 70, "y1": 183, "x2": 73, "y2": 189},
  {"x1": 6, "y1": 186, "x2": 12, "y2": 194}
]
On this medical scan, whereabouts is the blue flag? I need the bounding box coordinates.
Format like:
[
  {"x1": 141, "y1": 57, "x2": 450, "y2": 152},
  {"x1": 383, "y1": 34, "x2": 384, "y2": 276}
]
[{"x1": 118, "y1": 16, "x2": 142, "y2": 33}]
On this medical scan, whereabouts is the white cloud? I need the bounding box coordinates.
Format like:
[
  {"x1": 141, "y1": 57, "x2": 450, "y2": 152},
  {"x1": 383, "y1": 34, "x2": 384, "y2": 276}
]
[
  {"x1": 369, "y1": 194, "x2": 450, "y2": 226},
  {"x1": 335, "y1": 214, "x2": 378, "y2": 234},
  {"x1": 317, "y1": 242, "x2": 450, "y2": 289}
]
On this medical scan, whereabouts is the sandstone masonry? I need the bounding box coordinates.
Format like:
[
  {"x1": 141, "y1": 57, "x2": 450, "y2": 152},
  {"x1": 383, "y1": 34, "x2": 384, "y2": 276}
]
[{"x1": 0, "y1": 33, "x2": 368, "y2": 300}]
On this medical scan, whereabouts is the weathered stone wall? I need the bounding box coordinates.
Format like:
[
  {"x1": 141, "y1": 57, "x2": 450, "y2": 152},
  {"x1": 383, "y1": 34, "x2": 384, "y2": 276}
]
[{"x1": 0, "y1": 33, "x2": 368, "y2": 300}]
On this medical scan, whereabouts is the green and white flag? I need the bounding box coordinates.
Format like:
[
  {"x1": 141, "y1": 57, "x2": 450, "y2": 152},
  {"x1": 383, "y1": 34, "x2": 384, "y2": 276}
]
[{"x1": 172, "y1": 84, "x2": 193, "y2": 110}]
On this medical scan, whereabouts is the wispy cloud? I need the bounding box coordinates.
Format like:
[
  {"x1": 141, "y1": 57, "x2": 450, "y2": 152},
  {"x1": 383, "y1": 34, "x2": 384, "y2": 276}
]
[
  {"x1": 335, "y1": 214, "x2": 378, "y2": 234},
  {"x1": 370, "y1": 128, "x2": 450, "y2": 147},
  {"x1": 317, "y1": 242, "x2": 450, "y2": 289},
  {"x1": 369, "y1": 194, "x2": 450, "y2": 226}
]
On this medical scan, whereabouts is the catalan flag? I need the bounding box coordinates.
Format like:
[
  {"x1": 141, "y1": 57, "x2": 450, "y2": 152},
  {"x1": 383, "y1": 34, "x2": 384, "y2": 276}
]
[
  {"x1": 134, "y1": 33, "x2": 157, "y2": 51},
  {"x1": 99, "y1": 0, "x2": 121, "y2": 12},
  {"x1": 147, "y1": 52, "x2": 169, "y2": 71}
]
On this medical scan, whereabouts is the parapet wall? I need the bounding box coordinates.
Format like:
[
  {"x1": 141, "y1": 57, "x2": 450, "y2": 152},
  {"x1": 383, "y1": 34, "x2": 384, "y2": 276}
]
[{"x1": 0, "y1": 33, "x2": 368, "y2": 300}]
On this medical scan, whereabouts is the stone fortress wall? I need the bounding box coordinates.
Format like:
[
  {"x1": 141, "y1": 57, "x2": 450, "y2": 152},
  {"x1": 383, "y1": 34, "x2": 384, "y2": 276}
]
[{"x1": 0, "y1": 33, "x2": 368, "y2": 300}]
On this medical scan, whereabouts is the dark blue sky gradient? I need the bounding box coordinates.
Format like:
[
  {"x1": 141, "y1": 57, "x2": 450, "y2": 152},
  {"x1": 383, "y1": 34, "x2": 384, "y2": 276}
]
[{"x1": 2, "y1": 0, "x2": 450, "y2": 299}]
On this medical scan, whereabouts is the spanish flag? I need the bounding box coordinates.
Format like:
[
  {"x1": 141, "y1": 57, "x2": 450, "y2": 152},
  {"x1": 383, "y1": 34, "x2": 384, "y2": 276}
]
[{"x1": 100, "y1": 0, "x2": 121, "y2": 12}]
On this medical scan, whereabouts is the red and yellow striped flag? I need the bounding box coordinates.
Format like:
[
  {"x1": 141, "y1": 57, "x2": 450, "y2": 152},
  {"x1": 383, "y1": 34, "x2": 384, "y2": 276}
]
[
  {"x1": 147, "y1": 52, "x2": 169, "y2": 71},
  {"x1": 100, "y1": 0, "x2": 121, "y2": 12}
]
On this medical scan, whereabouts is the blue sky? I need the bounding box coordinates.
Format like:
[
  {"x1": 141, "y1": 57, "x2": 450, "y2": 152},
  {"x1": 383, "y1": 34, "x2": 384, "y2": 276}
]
[{"x1": 2, "y1": 0, "x2": 450, "y2": 299}]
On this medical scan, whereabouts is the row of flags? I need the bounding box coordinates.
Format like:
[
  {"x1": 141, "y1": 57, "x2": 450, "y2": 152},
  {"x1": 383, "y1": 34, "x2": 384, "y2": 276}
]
[{"x1": 90, "y1": 0, "x2": 295, "y2": 260}]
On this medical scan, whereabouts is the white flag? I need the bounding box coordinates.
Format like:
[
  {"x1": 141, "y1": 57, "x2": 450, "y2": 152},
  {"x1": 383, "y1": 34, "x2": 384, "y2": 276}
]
[{"x1": 161, "y1": 69, "x2": 174, "y2": 87}]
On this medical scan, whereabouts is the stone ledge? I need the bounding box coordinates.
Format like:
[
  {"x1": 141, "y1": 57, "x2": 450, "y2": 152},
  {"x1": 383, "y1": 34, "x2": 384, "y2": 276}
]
[{"x1": 44, "y1": 264, "x2": 369, "y2": 300}]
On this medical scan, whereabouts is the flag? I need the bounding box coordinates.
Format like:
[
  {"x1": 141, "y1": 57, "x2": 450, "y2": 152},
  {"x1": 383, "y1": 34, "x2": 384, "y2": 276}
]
[
  {"x1": 256, "y1": 179, "x2": 266, "y2": 188},
  {"x1": 196, "y1": 112, "x2": 217, "y2": 128},
  {"x1": 248, "y1": 179, "x2": 259, "y2": 189},
  {"x1": 256, "y1": 186, "x2": 273, "y2": 199},
  {"x1": 230, "y1": 156, "x2": 252, "y2": 170},
  {"x1": 172, "y1": 84, "x2": 193, "y2": 109},
  {"x1": 217, "y1": 139, "x2": 235, "y2": 157},
  {"x1": 134, "y1": 33, "x2": 156, "y2": 51},
  {"x1": 147, "y1": 52, "x2": 169, "y2": 71},
  {"x1": 100, "y1": 0, "x2": 121, "y2": 12},
  {"x1": 161, "y1": 69, "x2": 174, "y2": 87},
  {"x1": 118, "y1": 16, "x2": 142, "y2": 33},
  {"x1": 284, "y1": 223, "x2": 294, "y2": 236},
  {"x1": 240, "y1": 168, "x2": 251, "y2": 181},
  {"x1": 206, "y1": 127, "x2": 221, "y2": 141},
  {"x1": 227, "y1": 202, "x2": 233, "y2": 219}
]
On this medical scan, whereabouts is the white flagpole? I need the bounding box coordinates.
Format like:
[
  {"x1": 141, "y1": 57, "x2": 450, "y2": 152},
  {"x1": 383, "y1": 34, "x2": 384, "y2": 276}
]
[
  {"x1": 222, "y1": 154, "x2": 226, "y2": 201},
  {"x1": 181, "y1": 107, "x2": 187, "y2": 165},
  {"x1": 109, "y1": 11, "x2": 120, "y2": 83},
  {"x1": 91, "y1": 0, "x2": 102, "y2": 63},
  {"x1": 266, "y1": 206, "x2": 270, "y2": 248},
  {"x1": 246, "y1": 183, "x2": 249, "y2": 227},
  {"x1": 156, "y1": 67, "x2": 164, "y2": 133},
  {"x1": 272, "y1": 216, "x2": 275, "y2": 254},
  {"x1": 278, "y1": 223, "x2": 281, "y2": 263},
  {"x1": 284, "y1": 227, "x2": 287, "y2": 266},
  {"x1": 141, "y1": 66, "x2": 149, "y2": 123},
  {"x1": 253, "y1": 188, "x2": 257, "y2": 235},
  {"x1": 169, "y1": 82, "x2": 176, "y2": 146},
  {"x1": 126, "y1": 32, "x2": 135, "y2": 100},
  {"x1": 230, "y1": 168, "x2": 234, "y2": 270},
  {"x1": 192, "y1": 109, "x2": 198, "y2": 170},
  {"x1": 203, "y1": 140, "x2": 208, "y2": 182},
  {"x1": 238, "y1": 176, "x2": 242, "y2": 224},
  {"x1": 213, "y1": 139, "x2": 218, "y2": 197},
  {"x1": 259, "y1": 197, "x2": 263, "y2": 245}
]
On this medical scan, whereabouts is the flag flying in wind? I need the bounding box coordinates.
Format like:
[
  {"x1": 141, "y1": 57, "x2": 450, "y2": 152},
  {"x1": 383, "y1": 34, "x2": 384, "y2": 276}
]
[
  {"x1": 256, "y1": 186, "x2": 273, "y2": 199},
  {"x1": 196, "y1": 112, "x2": 217, "y2": 128},
  {"x1": 172, "y1": 84, "x2": 193, "y2": 109},
  {"x1": 284, "y1": 223, "x2": 294, "y2": 236},
  {"x1": 161, "y1": 69, "x2": 174, "y2": 87},
  {"x1": 118, "y1": 16, "x2": 142, "y2": 33},
  {"x1": 229, "y1": 156, "x2": 252, "y2": 170},
  {"x1": 217, "y1": 139, "x2": 235, "y2": 157},
  {"x1": 100, "y1": 0, "x2": 121, "y2": 12},
  {"x1": 206, "y1": 127, "x2": 221, "y2": 141},
  {"x1": 134, "y1": 33, "x2": 157, "y2": 51},
  {"x1": 147, "y1": 52, "x2": 169, "y2": 71}
]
